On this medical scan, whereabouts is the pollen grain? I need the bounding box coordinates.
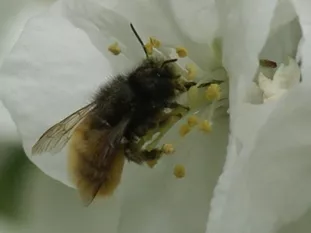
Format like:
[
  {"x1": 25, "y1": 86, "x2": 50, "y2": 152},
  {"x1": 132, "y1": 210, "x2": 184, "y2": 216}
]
[
  {"x1": 199, "y1": 120, "x2": 212, "y2": 133},
  {"x1": 179, "y1": 124, "x2": 191, "y2": 137},
  {"x1": 206, "y1": 84, "x2": 221, "y2": 101},
  {"x1": 162, "y1": 143, "x2": 175, "y2": 154},
  {"x1": 187, "y1": 115, "x2": 199, "y2": 127},
  {"x1": 175, "y1": 47, "x2": 188, "y2": 58},
  {"x1": 108, "y1": 42, "x2": 121, "y2": 55},
  {"x1": 174, "y1": 164, "x2": 185, "y2": 178},
  {"x1": 144, "y1": 42, "x2": 154, "y2": 55},
  {"x1": 149, "y1": 37, "x2": 161, "y2": 48}
]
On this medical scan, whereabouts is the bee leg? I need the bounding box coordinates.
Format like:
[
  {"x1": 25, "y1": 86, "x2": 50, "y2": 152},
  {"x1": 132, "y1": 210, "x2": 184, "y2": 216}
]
[
  {"x1": 124, "y1": 143, "x2": 162, "y2": 164},
  {"x1": 197, "y1": 80, "x2": 223, "y2": 88},
  {"x1": 183, "y1": 81, "x2": 197, "y2": 90},
  {"x1": 176, "y1": 80, "x2": 224, "y2": 92},
  {"x1": 133, "y1": 122, "x2": 157, "y2": 138},
  {"x1": 138, "y1": 105, "x2": 188, "y2": 154},
  {"x1": 165, "y1": 102, "x2": 190, "y2": 111},
  {"x1": 125, "y1": 104, "x2": 190, "y2": 164}
]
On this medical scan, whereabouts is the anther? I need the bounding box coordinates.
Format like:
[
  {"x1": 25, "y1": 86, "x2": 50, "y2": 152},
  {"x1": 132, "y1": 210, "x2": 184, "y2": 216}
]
[
  {"x1": 108, "y1": 42, "x2": 121, "y2": 55},
  {"x1": 149, "y1": 37, "x2": 161, "y2": 48},
  {"x1": 179, "y1": 124, "x2": 191, "y2": 137},
  {"x1": 174, "y1": 164, "x2": 185, "y2": 178},
  {"x1": 199, "y1": 120, "x2": 212, "y2": 133},
  {"x1": 185, "y1": 64, "x2": 197, "y2": 80},
  {"x1": 162, "y1": 144, "x2": 175, "y2": 154},
  {"x1": 187, "y1": 115, "x2": 199, "y2": 127},
  {"x1": 175, "y1": 47, "x2": 188, "y2": 58},
  {"x1": 144, "y1": 42, "x2": 153, "y2": 55},
  {"x1": 206, "y1": 84, "x2": 221, "y2": 101}
]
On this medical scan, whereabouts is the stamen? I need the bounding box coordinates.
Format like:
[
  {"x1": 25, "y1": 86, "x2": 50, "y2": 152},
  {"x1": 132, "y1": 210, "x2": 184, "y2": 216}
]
[
  {"x1": 185, "y1": 63, "x2": 197, "y2": 80},
  {"x1": 162, "y1": 144, "x2": 175, "y2": 154},
  {"x1": 187, "y1": 86, "x2": 200, "y2": 109},
  {"x1": 174, "y1": 164, "x2": 185, "y2": 178},
  {"x1": 108, "y1": 42, "x2": 121, "y2": 55},
  {"x1": 149, "y1": 37, "x2": 161, "y2": 48},
  {"x1": 175, "y1": 47, "x2": 188, "y2": 58},
  {"x1": 206, "y1": 84, "x2": 221, "y2": 101},
  {"x1": 144, "y1": 42, "x2": 154, "y2": 55},
  {"x1": 199, "y1": 120, "x2": 212, "y2": 133},
  {"x1": 187, "y1": 115, "x2": 199, "y2": 127},
  {"x1": 179, "y1": 124, "x2": 191, "y2": 137}
]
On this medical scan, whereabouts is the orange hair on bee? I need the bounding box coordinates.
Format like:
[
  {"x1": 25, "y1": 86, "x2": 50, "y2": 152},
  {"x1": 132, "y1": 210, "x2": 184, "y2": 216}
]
[{"x1": 68, "y1": 116, "x2": 125, "y2": 205}]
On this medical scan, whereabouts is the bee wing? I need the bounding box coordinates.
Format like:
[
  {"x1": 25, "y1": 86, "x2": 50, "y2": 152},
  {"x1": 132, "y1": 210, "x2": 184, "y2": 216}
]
[
  {"x1": 32, "y1": 103, "x2": 96, "y2": 155},
  {"x1": 102, "y1": 117, "x2": 130, "y2": 160}
]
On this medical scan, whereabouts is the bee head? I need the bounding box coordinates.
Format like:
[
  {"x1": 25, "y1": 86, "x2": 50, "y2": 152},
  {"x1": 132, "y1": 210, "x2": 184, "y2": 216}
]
[{"x1": 128, "y1": 60, "x2": 177, "y2": 101}]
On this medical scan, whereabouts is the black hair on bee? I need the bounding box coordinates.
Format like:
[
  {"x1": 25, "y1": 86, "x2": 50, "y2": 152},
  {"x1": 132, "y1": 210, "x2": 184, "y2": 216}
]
[{"x1": 31, "y1": 23, "x2": 197, "y2": 206}]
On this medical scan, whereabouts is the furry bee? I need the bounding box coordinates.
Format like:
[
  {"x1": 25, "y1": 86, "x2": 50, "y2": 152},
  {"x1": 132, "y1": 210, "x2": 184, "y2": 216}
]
[{"x1": 32, "y1": 23, "x2": 200, "y2": 205}]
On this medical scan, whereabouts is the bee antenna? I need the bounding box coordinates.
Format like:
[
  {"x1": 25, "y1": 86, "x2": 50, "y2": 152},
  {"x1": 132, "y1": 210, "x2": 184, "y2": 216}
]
[
  {"x1": 161, "y1": 58, "x2": 178, "y2": 68},
  {"x1": 130, "y1": 23, "x2": 149, "y2": 58}
]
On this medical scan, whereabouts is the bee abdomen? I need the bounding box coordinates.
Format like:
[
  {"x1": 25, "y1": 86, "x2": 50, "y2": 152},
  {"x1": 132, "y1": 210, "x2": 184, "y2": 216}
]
[{"x1": 68, "y1": 116, "x2": 125, "y2": 204}]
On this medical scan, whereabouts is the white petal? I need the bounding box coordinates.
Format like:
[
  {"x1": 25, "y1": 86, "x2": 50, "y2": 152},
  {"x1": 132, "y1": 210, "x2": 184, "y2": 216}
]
[
  {"x1": 260, "y1": 18, "x2": 302, "y2": 64},
  {"x1": 207, "y1": 84, "x2": 311, "y2": 233},
  {"x1": 113, "y1": 0, "x2": 219, "y2": 69},
  {"x1": 169, "y1": 0, "x2": 219, "y2": 44},
  {"x1": 0, "y1": 0, "x2": 56, "y2": 64},
  {"x1": 291, "y1": 0, "x2": 311, "y2": 85},
  {"x1": 63, "y1": 0, "x2": 145, "y2": 69},
  {"x1": 0, "y1": 13, "x2": 112, "y2": 186},
  {"x1": 273, "y1": 57, "x2": 300, "y2": 89},
  {"x1": 258, "y1": 72, "x2": 275, "y2": 99},
  {"x1": 117, "y1": 117, "x2": 229, "y2": 233},
  {"x1": 208, "y1": 0, "x2": 291, "y2": 232},
  {"x1": 113, "y1": 0, "x2": 182, "y2": 44},
  {"x1": 270, "y1": 0, "x2": 298, "y2": 30},
  {"x1": 216, "y1": 0, "x2": 279, "y2": 115}
]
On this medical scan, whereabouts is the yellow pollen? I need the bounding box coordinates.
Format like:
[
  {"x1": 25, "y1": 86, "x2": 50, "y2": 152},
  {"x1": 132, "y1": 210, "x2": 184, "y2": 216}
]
[
  {"x1": 162, "y1": 144, "x2": 175, "y2": 154},
  {"x1": 108, "y1": 42, "x2": 121, "y2": 55},
  {"x1": 187, "y1": 115, "x2": 199, "y2": 127},
  {"x1": 174, "y1": 164, "x2": 185, "y2": 178},
  {"x1": 175, "y1": 47, "x2": 188, "y2": 58},
  {"x1": 179, "y1": 124, "x2": 191, "y2": 137},
  {"x1": 149, "y1": 37, "x2": 161, "y2": 48},
  {"x1": 144, "y1": 42, "x2": 153, "y2": 55},
  {"x1": 206, "y1": 84, "x2": 221, "y2": 101},
  {"x1": 147, "y1": 159, "x2": 158, "y2": 168},
  {"x1": 199, "y1": 120, "x2": 212, "y2": 133},
  {"x1": 185, "y1": 64, "x2": 197, "y2": 80}
]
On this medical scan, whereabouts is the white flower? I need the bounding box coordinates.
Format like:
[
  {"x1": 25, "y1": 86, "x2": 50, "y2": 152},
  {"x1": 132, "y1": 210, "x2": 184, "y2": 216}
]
[{"x1": 0, "y1": 0, "x2": 311, "y2": 233}]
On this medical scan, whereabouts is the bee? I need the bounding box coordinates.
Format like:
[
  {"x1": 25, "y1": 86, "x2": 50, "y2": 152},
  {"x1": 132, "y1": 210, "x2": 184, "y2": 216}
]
[{"x1": 32, "y1": 23, "x2": 207, "y2": 205}]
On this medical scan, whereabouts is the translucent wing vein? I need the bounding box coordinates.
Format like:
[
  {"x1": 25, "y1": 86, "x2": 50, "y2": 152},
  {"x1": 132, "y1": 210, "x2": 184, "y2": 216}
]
[{"x1": 32, "y1": 103, "x2": 96, "y2": 155}]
